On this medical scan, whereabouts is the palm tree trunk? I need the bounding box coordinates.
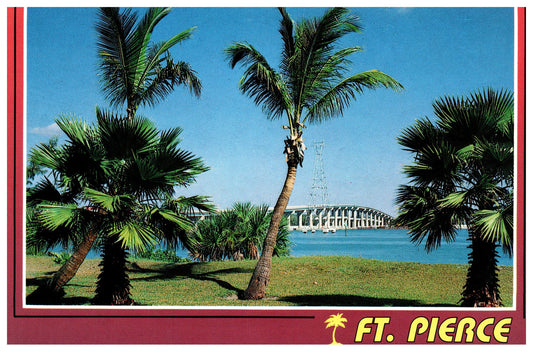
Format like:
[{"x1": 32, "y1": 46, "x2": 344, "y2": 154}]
[
  {"x1": 94, "y1": 235, "x2": 134, "y2": 305},
  {"x1": 48, "y1": 232, "x2": 98, "y2": 292},
  {"x1": 26, "y1": 232, "x2": 97, "y2": 304},
  {"x1": 126, "y1": 101, "x2": 137, "y2": 120},
  {"x1": 242, "y1": 162, "x2": 298, "y2": 300},
  {"x1": 461, "y1": 229, "x2": 502, "y2": 307}
]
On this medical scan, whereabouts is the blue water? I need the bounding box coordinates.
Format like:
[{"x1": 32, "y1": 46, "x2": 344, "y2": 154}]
[
  {"x1": 289, "y1": 229, "x2": 513, "y2": 266},
  {"x1": 79, "y1": 228, "x2": 512, "y2": 266}
]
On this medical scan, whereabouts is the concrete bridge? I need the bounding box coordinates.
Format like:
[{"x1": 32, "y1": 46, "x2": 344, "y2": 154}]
[
  {"x1": 282, "y1": 205, "x2": 394, "y2": 232},
  {"x1": 191, "y1": 204, "x2": 395, "y2": 233}
]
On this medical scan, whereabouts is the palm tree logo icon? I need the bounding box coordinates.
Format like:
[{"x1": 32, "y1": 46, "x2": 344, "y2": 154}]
[{"x1": 324, "y1": 313, "x2": 348, "y2": 345}]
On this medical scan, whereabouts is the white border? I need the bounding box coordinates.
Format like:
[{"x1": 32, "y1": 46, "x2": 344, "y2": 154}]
[{"x1": 20, "y1": 5, "x2": 520, "y2": 313}]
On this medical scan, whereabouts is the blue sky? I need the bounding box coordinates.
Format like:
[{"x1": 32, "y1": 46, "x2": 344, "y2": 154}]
[{"x1": 26, "y1": 7, "x2": 515, "y2": 216}]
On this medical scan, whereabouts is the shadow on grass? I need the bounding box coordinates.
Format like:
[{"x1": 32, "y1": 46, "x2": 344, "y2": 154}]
[
  {"x1": 26, "y1": 261, "x2": 253, "y2": 305},
  {"x1": 278, "y1": 294, "x2": 456, "y2": 307},
  {"x1": 131, "y1": 262, "x2": 253, "y2": 294},
  {"x1": 26, "y1": 277, "x2": 94, "y2": 305},
  {"x1": 26, "y1": 264, "x2": 458, "y2": 307},
  {"x1": 26, "y1": 276, "x2": 52, "y2": 287}
]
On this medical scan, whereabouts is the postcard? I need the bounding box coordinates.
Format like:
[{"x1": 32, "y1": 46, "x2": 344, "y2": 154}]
[{"x1": 5, "y1": 4, "x2": 527, "y2": 345}]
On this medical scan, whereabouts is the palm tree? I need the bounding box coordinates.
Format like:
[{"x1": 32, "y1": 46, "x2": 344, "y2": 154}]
[
  {"x1": 96, "y1": 7, "x2": 202, "y2": 120},
  {"x1": 395, "y1": 88, "x2": 514, "y2": 307},
  {"x1": 324, "y1": 313, "x2": 347, "y2": 344},
  {"x1": 225, "y1": 7, "x2": 403, "y2": 299},
  {"x1": 26, "y1": 137, "x2": 58, "y2": 185},
  {"x1": 27, "y1": 7, "x2": 204, "y2": 301},
  {"x1": 27, "y1": 109, "x2": 213, "y2": 304},
  {"x1": 188, "y1": 202, "x2": 292, "y2": 261}
]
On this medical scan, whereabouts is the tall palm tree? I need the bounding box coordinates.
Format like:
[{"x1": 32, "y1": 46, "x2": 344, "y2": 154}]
[
  {"x1": 27, "y1": 109, "x2": 213, "y2": 304},
  {"x1": 395, "y1": 88, "x2": 514, "y2": 307},
  {"x1": 225, "y1": 7, "x2": 403, "y2": 299},
  {"x1": 96, "y1": 7, "x2": 202, "y2": 120}
]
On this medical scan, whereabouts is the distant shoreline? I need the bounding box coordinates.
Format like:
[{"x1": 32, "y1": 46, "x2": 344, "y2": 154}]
[{"x1": 39, "y1": 228, "x2": 513, "y2": 266}]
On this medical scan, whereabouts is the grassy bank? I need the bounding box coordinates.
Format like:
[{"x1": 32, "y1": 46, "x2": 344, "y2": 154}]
[{"x1": 26, "y1": 255, "x2": 514, "y2": 307}]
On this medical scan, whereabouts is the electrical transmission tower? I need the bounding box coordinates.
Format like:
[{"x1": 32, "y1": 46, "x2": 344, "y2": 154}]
[{"x1": 309, "y1": 140, "x2": 329, "y2": 207}]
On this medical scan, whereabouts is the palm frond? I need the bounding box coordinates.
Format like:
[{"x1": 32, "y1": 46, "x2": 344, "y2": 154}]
[
  {"x1": 27, "y1": 205, "x2": 86, "y2": 253},
  {"x1": 474, "y1": 208, "x2": 513, "y2": 255},
  {"x1": 27, "y1": 177, "x2": 70, "y2": 206},
  {"x1": 227, "y1": 7, "x2": 401, "y2": 134},
  {"x1": 154, "y1": 209, "x2": 194, "y2": 230},
  {"x1": 438, "y1": 191, "x2": 469, "y2": 209},
  {"x1": 187, "y1": 202, "x2": 290, "y2": 261},
  {"x1": 113, "y1": 220, "x2": 158, "y2": 252},
  {"x1": 96, "y1": 7, "x2": 138, "y2": 107},
  {"x1": 473, "y1": 138, "x2": 514, "y2": 179},
  {"x1": 395, "y1": 185, "x2": 464, "y2": 251},
  {"x1": 401, "y1": 141, "x2": 462, "y2": 188},
  {"x1": 397, "y1": 118, "x2": 440, "y2": 153},
  {"x1": 96, "y1": 107, "x2": 159, "y2": 157},
  {"x1": 165, "y1": 195, "x2": 216, "y2": 215},
  {"x1": 278, "y1": 7, "x2": 295, "y2": 74},
  {"x1": 225, "y1": 42, "x2": 290, "y2": 119},
  {"x1": 29, "y1": 140, "x2": 64, "y2": 172},
  {"x1": 305, "y1": 70, "x2": 403, "y2": 123},
  {"x1": 435, "y1": 88, "x2": 514, "y2": 147},
  {"x1": 132, "y1": 147, "x2": 208, "y2": 188},
  {"x1": 37, "y1": 202, "x2": 80, "y2": 230},
  {"x1": 82, "y1": 188, "x2": 134, "y2": 213},
  {"x1": 27, "y1": 136, "x2": 59, "y2": 182},
  {"x1": 140, "y1": 58, "x2": 202, "y2": 106},
  {"x1": 55, "y1": 114, "x2": 95, "y2": 149},
  {"x1": 294, "y1": 7, "x2": 362, "y2": 63},
  {"x1": 290, "y1": 7, "x2": 363, "y2": 110},
  {"x1": 129, "y1": 7, "x2": 173, "y2": 89},
  {"x1": 159, "y1": 126, "x2": 184, "y2": 150},
  {"x1": 148, "y1": 201, "x2": 203, "y2": 251},
  {"x1": 96, "y1": 7, "x2": 200, "y2": 113},
  {"x1": 139, "y1": 27, "x2": 196, "y2": 87}
]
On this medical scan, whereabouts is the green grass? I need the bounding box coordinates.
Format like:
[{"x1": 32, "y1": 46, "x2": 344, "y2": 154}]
[{"x1": 26, "y1": 255, "x2": 514, "y2": 307}]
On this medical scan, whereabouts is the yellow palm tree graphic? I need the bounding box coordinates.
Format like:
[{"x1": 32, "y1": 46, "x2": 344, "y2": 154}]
[{"x1": 324, "y1": 313, "x2": 347, "y2": 345}]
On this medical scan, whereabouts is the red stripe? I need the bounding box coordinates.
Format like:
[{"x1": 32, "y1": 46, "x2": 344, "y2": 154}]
[
  {"x1": 6, "y1": 6, "x2": 16, "y2": 325},
  {"x1": 514, "y1": 7, "x2": 526, "y2": 318}
]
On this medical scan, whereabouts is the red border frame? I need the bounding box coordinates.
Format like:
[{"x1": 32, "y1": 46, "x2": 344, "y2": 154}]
[
  {"x1": 7, "y1": 6, "x2": 25, "y2": 337},
  {"x1": 6, "y1": 7, "x2": 527, "y2": 344}
]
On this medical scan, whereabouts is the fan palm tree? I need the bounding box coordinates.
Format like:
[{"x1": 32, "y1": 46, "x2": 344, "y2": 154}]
[
  {"x1": 395, "y1": 88, "x2": 514, "y2": 307},
  {"x1": 188, "y1": 202, "x2": 292, "y2": 261},
  {"x1": 96, "y1": 7, "x2": 202, "y2": 120},
  {"x1": 27, "y1": 108, "x2": 213, "y2": 304},
  {"x1": 225, "y1": 7, "x2": 403, "y2": 299}
]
